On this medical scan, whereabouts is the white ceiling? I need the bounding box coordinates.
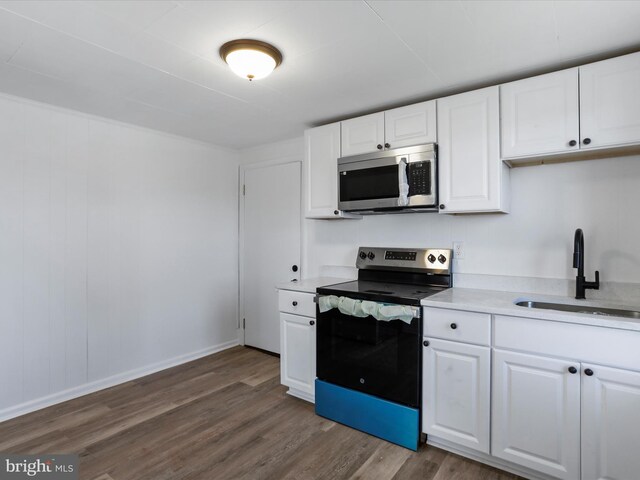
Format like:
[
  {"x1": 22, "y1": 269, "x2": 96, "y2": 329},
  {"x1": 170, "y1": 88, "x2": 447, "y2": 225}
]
[{"x1": 0, "y1": 1, "x2": 640, "y2": 149}]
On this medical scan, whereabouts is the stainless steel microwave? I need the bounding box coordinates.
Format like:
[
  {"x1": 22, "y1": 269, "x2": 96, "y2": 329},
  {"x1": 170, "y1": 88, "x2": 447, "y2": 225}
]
[{"x1": 337, "y1": 144, "x2": 437, "y2": 213}]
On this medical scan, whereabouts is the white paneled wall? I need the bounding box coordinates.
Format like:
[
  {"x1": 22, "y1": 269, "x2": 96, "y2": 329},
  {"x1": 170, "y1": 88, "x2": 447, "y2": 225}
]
[{"x1": 0, "y1": 94, "x2": 239, "y2": 418}]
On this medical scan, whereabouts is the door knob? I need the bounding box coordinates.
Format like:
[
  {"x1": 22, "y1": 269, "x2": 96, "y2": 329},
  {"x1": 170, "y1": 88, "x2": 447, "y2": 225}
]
[
  {"x1": 584, "y1": 368, "x2": 594, "y2": 376},
  {"x1": 292, "y1": 265, "x2": 298, "y2": 272},
  {"x1": 384, "y1": 143, "x2": 390, "y2": 148},
  {"x1": 377, "y1": 144, "x2": 383, "y2": 150},
  {"x1": 568, "y1": 140, "x2": 577, "y2": 147},
  {"x1": 568, "y1": 366, "x2": 577, "y2": 374}
]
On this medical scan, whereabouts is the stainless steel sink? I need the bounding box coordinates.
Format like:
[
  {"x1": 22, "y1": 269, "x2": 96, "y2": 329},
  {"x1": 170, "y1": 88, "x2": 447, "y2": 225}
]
[{"x1": 515, "y1": 300, "x2": 640, "y2": 319}]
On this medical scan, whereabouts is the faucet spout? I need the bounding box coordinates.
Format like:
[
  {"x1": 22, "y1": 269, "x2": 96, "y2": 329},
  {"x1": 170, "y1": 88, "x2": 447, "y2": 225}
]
[
  {"x1": 573, "y1": 228, "x2": 599, "y2": 299},
  {"x1": 573, "y1": 228, "x2": 584, "y2": 275}
]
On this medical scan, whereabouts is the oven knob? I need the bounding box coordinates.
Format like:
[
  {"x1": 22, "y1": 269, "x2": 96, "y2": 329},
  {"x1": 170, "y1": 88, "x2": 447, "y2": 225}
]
[
  {"x1": 438, "y1": 254, "x2": 447, "y2": 264},
  {"x1": 427, "y1": 254, "x2": 436, "y2": 263},
  {"x1": 368, "y1": 251, "x2": 375, "y2": 260},
  {"x1": 360, "y1": 378, "x2": 365, "y2": 384},
  {"x1": 359, "y1": 251, "x2": 367, "y2": 260}
]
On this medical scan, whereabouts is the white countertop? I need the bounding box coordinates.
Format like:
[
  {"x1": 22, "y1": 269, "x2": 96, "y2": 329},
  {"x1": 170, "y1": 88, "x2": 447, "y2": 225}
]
[
  {"x1": 276, "y1": 277, "x2": 353, "y2": 294},
  {"x1": 422, "y1": 287, "x2": 640, "y2": 332}
]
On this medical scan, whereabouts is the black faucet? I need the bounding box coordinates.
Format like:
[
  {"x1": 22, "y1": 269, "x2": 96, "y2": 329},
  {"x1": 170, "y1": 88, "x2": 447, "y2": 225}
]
[{"x1": 573, "y1": 228, "x2": 600, "y2": 299}]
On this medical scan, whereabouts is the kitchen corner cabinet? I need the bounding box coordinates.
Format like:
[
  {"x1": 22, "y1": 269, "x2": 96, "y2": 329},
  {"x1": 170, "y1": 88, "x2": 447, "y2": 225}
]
[
  {"x1": 278, "y1": 290, "x2": 316, "y2": 402},
  {"x1": 304, "y1": 123, "x2": 359, "y2": 219},
  {"x1": 340, "y1": 101, "x2": 437, "y2": 157},
  {"x1": 422, "y1": 307, "x2": 491, "y2": 454},
  {"x1": 501, "y1": 51, "x2": 640, "y2": 161},
  {"x1": 437, "y1": 86, "x2": 510, "y2": 213}
]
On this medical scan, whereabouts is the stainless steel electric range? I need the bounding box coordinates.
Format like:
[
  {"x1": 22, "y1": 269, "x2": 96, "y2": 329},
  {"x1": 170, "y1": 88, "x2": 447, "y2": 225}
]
[{"x1": 314, "y1": 246, "x2": 452, "y2": 451}]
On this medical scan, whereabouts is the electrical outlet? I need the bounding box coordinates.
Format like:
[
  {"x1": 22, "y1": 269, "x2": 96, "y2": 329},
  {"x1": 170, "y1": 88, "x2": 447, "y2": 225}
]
[{"x1": 453, "y1": 241, "x2": 465, "y2": 260}]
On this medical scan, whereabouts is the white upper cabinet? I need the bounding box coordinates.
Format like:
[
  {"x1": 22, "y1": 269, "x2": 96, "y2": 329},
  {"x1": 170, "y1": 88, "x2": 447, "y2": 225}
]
[
  {"x1": 501, "y1": 51, "x2": 640, "y2": 162},
  {"x1": 437, "y1": 86, "x2": 509, "y2": 213},
  {"x1": 501, "y1": 69, "x2": 580, "y2": 158},
  {"x1": 340, "y1": 112, "x2": 385, "y2": 157},
  {"x1": 341, "y1": 101, "x2": 437, "y2": 157},
  {"x1": 304, "y1": 123, "x2": 340, "y2": 218},
  {"x1": 384, "y1": 101, "x2": 437, "y2": 150},
  {"x1": 580, "y1": 51, "x2": 640, "y2": 149},
  {"x1": 304, "y1": 123, "x2": 359, "y2": 219}
]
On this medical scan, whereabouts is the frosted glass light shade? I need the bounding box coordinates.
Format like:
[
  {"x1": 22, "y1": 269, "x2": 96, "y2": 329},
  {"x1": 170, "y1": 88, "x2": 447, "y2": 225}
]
[{"x1": 220, "y1": 39, "x2": 282, "y2": 81}]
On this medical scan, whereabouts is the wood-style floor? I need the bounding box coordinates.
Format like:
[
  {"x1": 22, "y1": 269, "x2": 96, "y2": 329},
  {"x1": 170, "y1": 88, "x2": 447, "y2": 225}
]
[{"x1": 0, "y1": 346, "x2": 523, "y2": 480}]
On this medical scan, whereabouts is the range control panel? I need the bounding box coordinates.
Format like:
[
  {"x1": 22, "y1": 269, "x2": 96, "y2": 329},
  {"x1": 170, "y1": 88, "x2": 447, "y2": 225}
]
[
  {"x1": 356, "y1": 247, "x2": 452, "y2": 273},
  {"x1": 385, "y1": 250, "x2": 417, "y2": 261}
]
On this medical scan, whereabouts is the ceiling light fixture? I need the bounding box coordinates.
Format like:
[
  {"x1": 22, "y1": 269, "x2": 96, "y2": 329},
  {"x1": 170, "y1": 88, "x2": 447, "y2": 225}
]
[{"x1": 219, "y1": 39, "x2": 283, "y2": 81}]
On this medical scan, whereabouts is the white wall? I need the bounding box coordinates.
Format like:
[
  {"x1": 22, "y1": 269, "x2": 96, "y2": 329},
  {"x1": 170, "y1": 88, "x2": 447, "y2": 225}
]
[
  {"x1": 0, "y1": 93, "x2": 239, "y2": 418},
  {"x1": 241, "y1": 138, "x2": 640, "y2": 287},
  {"x1": 304, "y1": 156, "x2": 640, "y2": 285}
]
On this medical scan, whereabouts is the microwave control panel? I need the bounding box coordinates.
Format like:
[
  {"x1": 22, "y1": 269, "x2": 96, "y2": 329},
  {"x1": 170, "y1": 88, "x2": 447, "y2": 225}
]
[{"x1": 407, "y1": 161, "x2": 431, "y2": 196}]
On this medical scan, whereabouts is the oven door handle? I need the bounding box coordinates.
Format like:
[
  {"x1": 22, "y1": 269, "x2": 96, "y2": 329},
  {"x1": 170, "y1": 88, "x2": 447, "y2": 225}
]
[{"x1": 314, "y1": 294, "x2": 421, "y2": 319}]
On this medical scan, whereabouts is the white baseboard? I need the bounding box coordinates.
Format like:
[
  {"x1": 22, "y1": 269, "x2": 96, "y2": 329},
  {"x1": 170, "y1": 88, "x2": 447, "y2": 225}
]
[
  {"x1": 426, "y1": 436, "x2": 558, "y2": 480},
  {"x1": 0, "y1": 339, "x2": 239, "y2": 423},
  {"x1": 286, "y1": 388, "x2": 315, "y2": 403}
]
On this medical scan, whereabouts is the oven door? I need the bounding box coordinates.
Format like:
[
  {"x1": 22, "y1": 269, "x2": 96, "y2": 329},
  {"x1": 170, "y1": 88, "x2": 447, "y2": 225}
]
[{"x1": 316, "y1": 300, "x2": 422, "y2": 407}]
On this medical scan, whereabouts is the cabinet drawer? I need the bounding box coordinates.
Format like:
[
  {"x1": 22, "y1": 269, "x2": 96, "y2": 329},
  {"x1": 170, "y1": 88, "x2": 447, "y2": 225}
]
[
  {"x1": 423, "y1": 307, "x2": 491, "y2": 346},
  {"x1": 278, "y1": 290, "x2": 316, "y2": 318},
  {"x1": 494, "y1": 315, "x2": 640, "y2": 371}
]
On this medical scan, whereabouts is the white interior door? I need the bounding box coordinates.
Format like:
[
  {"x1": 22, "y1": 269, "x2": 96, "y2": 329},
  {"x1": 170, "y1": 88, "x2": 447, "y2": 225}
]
[{"x1": 242, "y1": 161, "x2": 301, "y2": 354}]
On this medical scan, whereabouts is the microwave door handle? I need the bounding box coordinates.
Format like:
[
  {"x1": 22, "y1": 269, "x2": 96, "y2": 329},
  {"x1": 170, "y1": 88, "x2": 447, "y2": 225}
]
[{"x1": 398, "y1": 158, "x2": 409, "y2": 206}]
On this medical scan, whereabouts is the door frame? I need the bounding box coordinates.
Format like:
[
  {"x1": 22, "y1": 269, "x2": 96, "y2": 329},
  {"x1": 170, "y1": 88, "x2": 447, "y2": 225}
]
[{"x1": 238, "y1": 157, "x2": 303, "y2": 347}]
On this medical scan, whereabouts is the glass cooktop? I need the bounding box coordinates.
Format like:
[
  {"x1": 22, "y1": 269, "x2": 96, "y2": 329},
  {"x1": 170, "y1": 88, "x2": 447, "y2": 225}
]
[{"x1": 317, "y1": 280, "x2": 447, "y2": 306}]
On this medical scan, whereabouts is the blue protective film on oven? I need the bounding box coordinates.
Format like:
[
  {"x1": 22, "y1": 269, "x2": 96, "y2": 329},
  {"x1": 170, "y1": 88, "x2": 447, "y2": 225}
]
[{"x1": 315, "y1": 379, "x2": 420, "y2": 451}]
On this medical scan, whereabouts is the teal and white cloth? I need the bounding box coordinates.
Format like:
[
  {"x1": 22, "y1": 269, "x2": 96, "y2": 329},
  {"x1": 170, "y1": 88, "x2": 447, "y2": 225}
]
[{"x1": 318, "y1": 295, "x2": 416, "y2": 324}]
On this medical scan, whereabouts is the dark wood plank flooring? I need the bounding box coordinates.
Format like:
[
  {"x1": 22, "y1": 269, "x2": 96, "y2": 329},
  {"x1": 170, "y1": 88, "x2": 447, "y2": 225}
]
[{"x1": 0, "y1": 346, "x2": 523, "y2": 480}]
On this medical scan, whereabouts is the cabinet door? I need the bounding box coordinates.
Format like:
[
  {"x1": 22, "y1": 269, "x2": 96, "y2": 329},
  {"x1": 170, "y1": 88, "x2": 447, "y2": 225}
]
[
  {"x1": 437, "y1": 86, "x2": 509, "y2": 213},
  {"x1": 304, "y1": 124, "x2": 341, "y2": 218},
  {"x1": 580, "y1": 51, "x2": 640, "y2": 149},
  {"x1": 422, "y1": 338, "x2": 490, "y2": 453},
  {"x1": 582, "y1": 363, "x2": 640, "y2": 480},
  {"x1": 280, "y1": 313, "x2": 315, "y2": 396},
  {"x1": 341, "y1": 112, "x2": 385, "y2": 157},
  {"x1": 492, "y1": 349, "x2": 580, "y2": 480},
  {"x1": 384, "y1": 101, "x2": 437, "y2": 149},
  {"x1": 501, "y1": 69, "x2": 579, "y2": 158}
]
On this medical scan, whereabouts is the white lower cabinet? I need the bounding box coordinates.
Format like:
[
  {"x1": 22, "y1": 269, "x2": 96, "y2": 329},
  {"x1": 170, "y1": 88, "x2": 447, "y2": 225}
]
[
  {"x1": 279, "y1": 290, "x2": 316, "y2": 399},
  {"x1": 279, "y1": 307, "x2": 316, "y2": 402},
  {"x1": 492, "y1": 349, "x2": 581, "y2": 480},
  {"x1": 581, "y1": 364, "x2": 640, "y2": 480},
  {"x1": 422, "y1": 338, "x2": 490, "y2": 453}
]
